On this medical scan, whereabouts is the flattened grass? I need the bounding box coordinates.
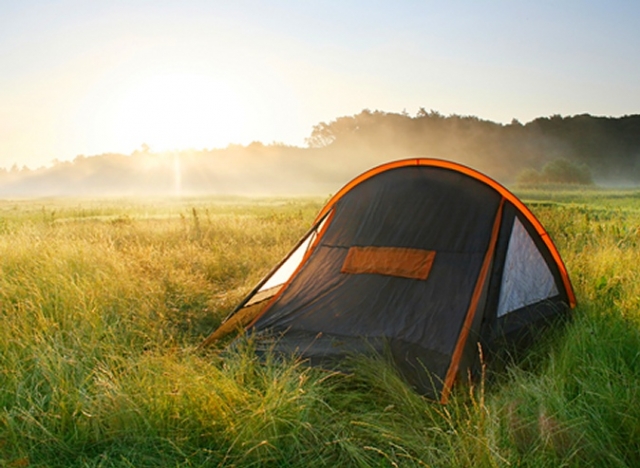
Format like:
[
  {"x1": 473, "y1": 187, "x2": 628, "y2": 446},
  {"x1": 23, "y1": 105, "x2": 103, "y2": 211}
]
[{"x1": 0, "y1": 193, "x2": 639, "y2": 466}]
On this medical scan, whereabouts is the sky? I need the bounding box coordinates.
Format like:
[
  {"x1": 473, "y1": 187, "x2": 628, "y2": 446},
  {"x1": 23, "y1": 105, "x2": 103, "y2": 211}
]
[{"x1": 1, "y1": 0, "x2": 639, "y2": 169}]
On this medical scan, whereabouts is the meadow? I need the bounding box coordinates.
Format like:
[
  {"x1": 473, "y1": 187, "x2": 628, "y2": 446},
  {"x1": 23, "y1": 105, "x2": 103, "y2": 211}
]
[{"x1": 0, "y1": 191, "x2": 639, "y2": 467}]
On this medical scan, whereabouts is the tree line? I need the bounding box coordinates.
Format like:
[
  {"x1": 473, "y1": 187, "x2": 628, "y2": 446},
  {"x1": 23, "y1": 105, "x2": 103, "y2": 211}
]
[
  {"x1": 1, "y1": 110, "x2": 639, "y2": 196},
  {"x1": 307, "y1": 109, "x2": 640, "y2": 184}
]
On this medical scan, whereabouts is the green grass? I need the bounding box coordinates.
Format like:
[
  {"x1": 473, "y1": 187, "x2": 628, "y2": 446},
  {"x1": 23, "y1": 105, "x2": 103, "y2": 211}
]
[{"x1": 0, "y1": 192, "x2": 639, "y2": 466}]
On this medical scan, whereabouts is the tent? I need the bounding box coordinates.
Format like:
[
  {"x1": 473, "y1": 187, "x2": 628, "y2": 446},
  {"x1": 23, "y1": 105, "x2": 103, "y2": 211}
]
[{"x1": 201, "y1": 159, "x2": 576, "y2": 402}]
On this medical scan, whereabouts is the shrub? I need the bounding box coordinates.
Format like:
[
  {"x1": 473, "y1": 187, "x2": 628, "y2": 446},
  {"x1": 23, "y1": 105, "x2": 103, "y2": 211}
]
[{"x1": 517, "y1": 159, "x2": 594, "y2": 186}]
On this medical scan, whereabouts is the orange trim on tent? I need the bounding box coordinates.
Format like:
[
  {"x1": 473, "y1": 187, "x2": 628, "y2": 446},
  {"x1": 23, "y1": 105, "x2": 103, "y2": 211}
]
[
  {"x1": 315, "y1": 158, "x2": 576, "y2": 308},
  {"x1": 245, "y1": 208, "x2": 336, "y2": 330},
  {"x1": 440, "y1": 198, "x2": 504, "y2": 404}
]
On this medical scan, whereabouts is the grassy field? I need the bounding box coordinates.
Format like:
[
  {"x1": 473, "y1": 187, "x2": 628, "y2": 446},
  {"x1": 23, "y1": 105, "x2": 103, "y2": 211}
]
[{"x1": 0, "y1": 191, "x2": 639, "y2": 467}]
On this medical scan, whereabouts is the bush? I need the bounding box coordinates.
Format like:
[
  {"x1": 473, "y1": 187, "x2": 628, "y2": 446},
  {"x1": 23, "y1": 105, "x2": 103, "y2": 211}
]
[{"x1": 517, "y1": 159, "x2": 594, "y2": 186}]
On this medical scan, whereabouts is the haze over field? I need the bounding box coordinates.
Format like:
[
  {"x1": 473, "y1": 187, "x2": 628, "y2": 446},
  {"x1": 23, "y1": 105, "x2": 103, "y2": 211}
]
[
  {"x1": 2, "y1": 112, "x2": 640, "y2": 197},
  {"x1": 1, "y1": 1, "x2": 639, "y2": 195}
]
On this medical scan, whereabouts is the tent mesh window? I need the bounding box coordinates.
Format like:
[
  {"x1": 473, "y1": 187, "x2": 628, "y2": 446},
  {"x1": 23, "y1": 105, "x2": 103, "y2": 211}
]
[{"x1": 497, "y1": 217, "x2": 559, "y2": 317}]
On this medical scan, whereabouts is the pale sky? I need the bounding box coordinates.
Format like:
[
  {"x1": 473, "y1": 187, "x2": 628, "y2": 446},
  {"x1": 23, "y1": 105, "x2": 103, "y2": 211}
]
[{"x1": 1, "y1": 0, "x2": 639, "y2": 169}]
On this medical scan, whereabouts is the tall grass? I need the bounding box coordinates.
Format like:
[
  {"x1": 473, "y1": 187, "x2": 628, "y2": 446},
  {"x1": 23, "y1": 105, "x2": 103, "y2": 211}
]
[{"x1": 0, "y1": 193, "x2": 639, "y2": 466}]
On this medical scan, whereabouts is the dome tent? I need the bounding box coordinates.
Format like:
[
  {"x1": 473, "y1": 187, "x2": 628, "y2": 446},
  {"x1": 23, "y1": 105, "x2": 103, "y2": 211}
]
[{"x1": 201, "y1": 159, "x2": 575, "y2": 403}]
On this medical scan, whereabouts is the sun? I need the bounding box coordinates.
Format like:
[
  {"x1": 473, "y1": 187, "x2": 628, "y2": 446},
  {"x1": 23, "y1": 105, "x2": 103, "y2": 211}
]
[{"x1": 106, "y1": 72, "x2": 247, "y2": 151}]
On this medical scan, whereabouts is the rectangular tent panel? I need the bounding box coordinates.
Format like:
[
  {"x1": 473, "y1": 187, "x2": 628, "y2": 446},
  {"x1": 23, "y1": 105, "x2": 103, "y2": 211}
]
[{"x1": 341, "y1": 246, "x2": 436, "y2": 280}]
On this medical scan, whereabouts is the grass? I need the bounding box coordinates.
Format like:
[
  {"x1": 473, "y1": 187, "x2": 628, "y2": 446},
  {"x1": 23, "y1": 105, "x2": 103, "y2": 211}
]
[{"x1": 0, "y1": 191, "x2": 639, "y2": 466}]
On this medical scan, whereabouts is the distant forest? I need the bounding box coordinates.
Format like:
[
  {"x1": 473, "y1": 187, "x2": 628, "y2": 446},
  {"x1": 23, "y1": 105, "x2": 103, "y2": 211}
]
[{"x1": 2, "y1": 110, "x2": 640, "y2": 196}]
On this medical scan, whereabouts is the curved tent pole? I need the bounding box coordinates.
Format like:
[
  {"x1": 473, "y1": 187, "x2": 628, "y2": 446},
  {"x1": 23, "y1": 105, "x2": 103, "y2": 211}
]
[{"x1": 314, "y1": 158, "x2": 576, "y2": 308}]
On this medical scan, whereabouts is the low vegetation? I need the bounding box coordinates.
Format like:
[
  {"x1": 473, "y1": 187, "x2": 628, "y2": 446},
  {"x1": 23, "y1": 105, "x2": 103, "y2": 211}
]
[
  {"x1": 0, "y1": 192, "x2": 639, "y2": 466},
  {"x1": 516, "y1": 158, "x2": 595, "y2": 186}
]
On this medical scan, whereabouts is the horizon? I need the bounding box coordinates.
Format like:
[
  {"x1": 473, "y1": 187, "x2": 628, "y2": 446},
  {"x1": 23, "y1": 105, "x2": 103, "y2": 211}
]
[{"x1": 2, "y1": 111, "x2": 640, "y2": 198}]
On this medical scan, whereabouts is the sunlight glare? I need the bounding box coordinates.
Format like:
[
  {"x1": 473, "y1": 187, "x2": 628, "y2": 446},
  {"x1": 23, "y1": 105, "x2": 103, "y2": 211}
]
[
  {"x1": 109, "y1": 73, "x2": 247, "y2": 151},
  {"x1": 173, "y1": 152, "x2": 182, "y2": 196}
]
